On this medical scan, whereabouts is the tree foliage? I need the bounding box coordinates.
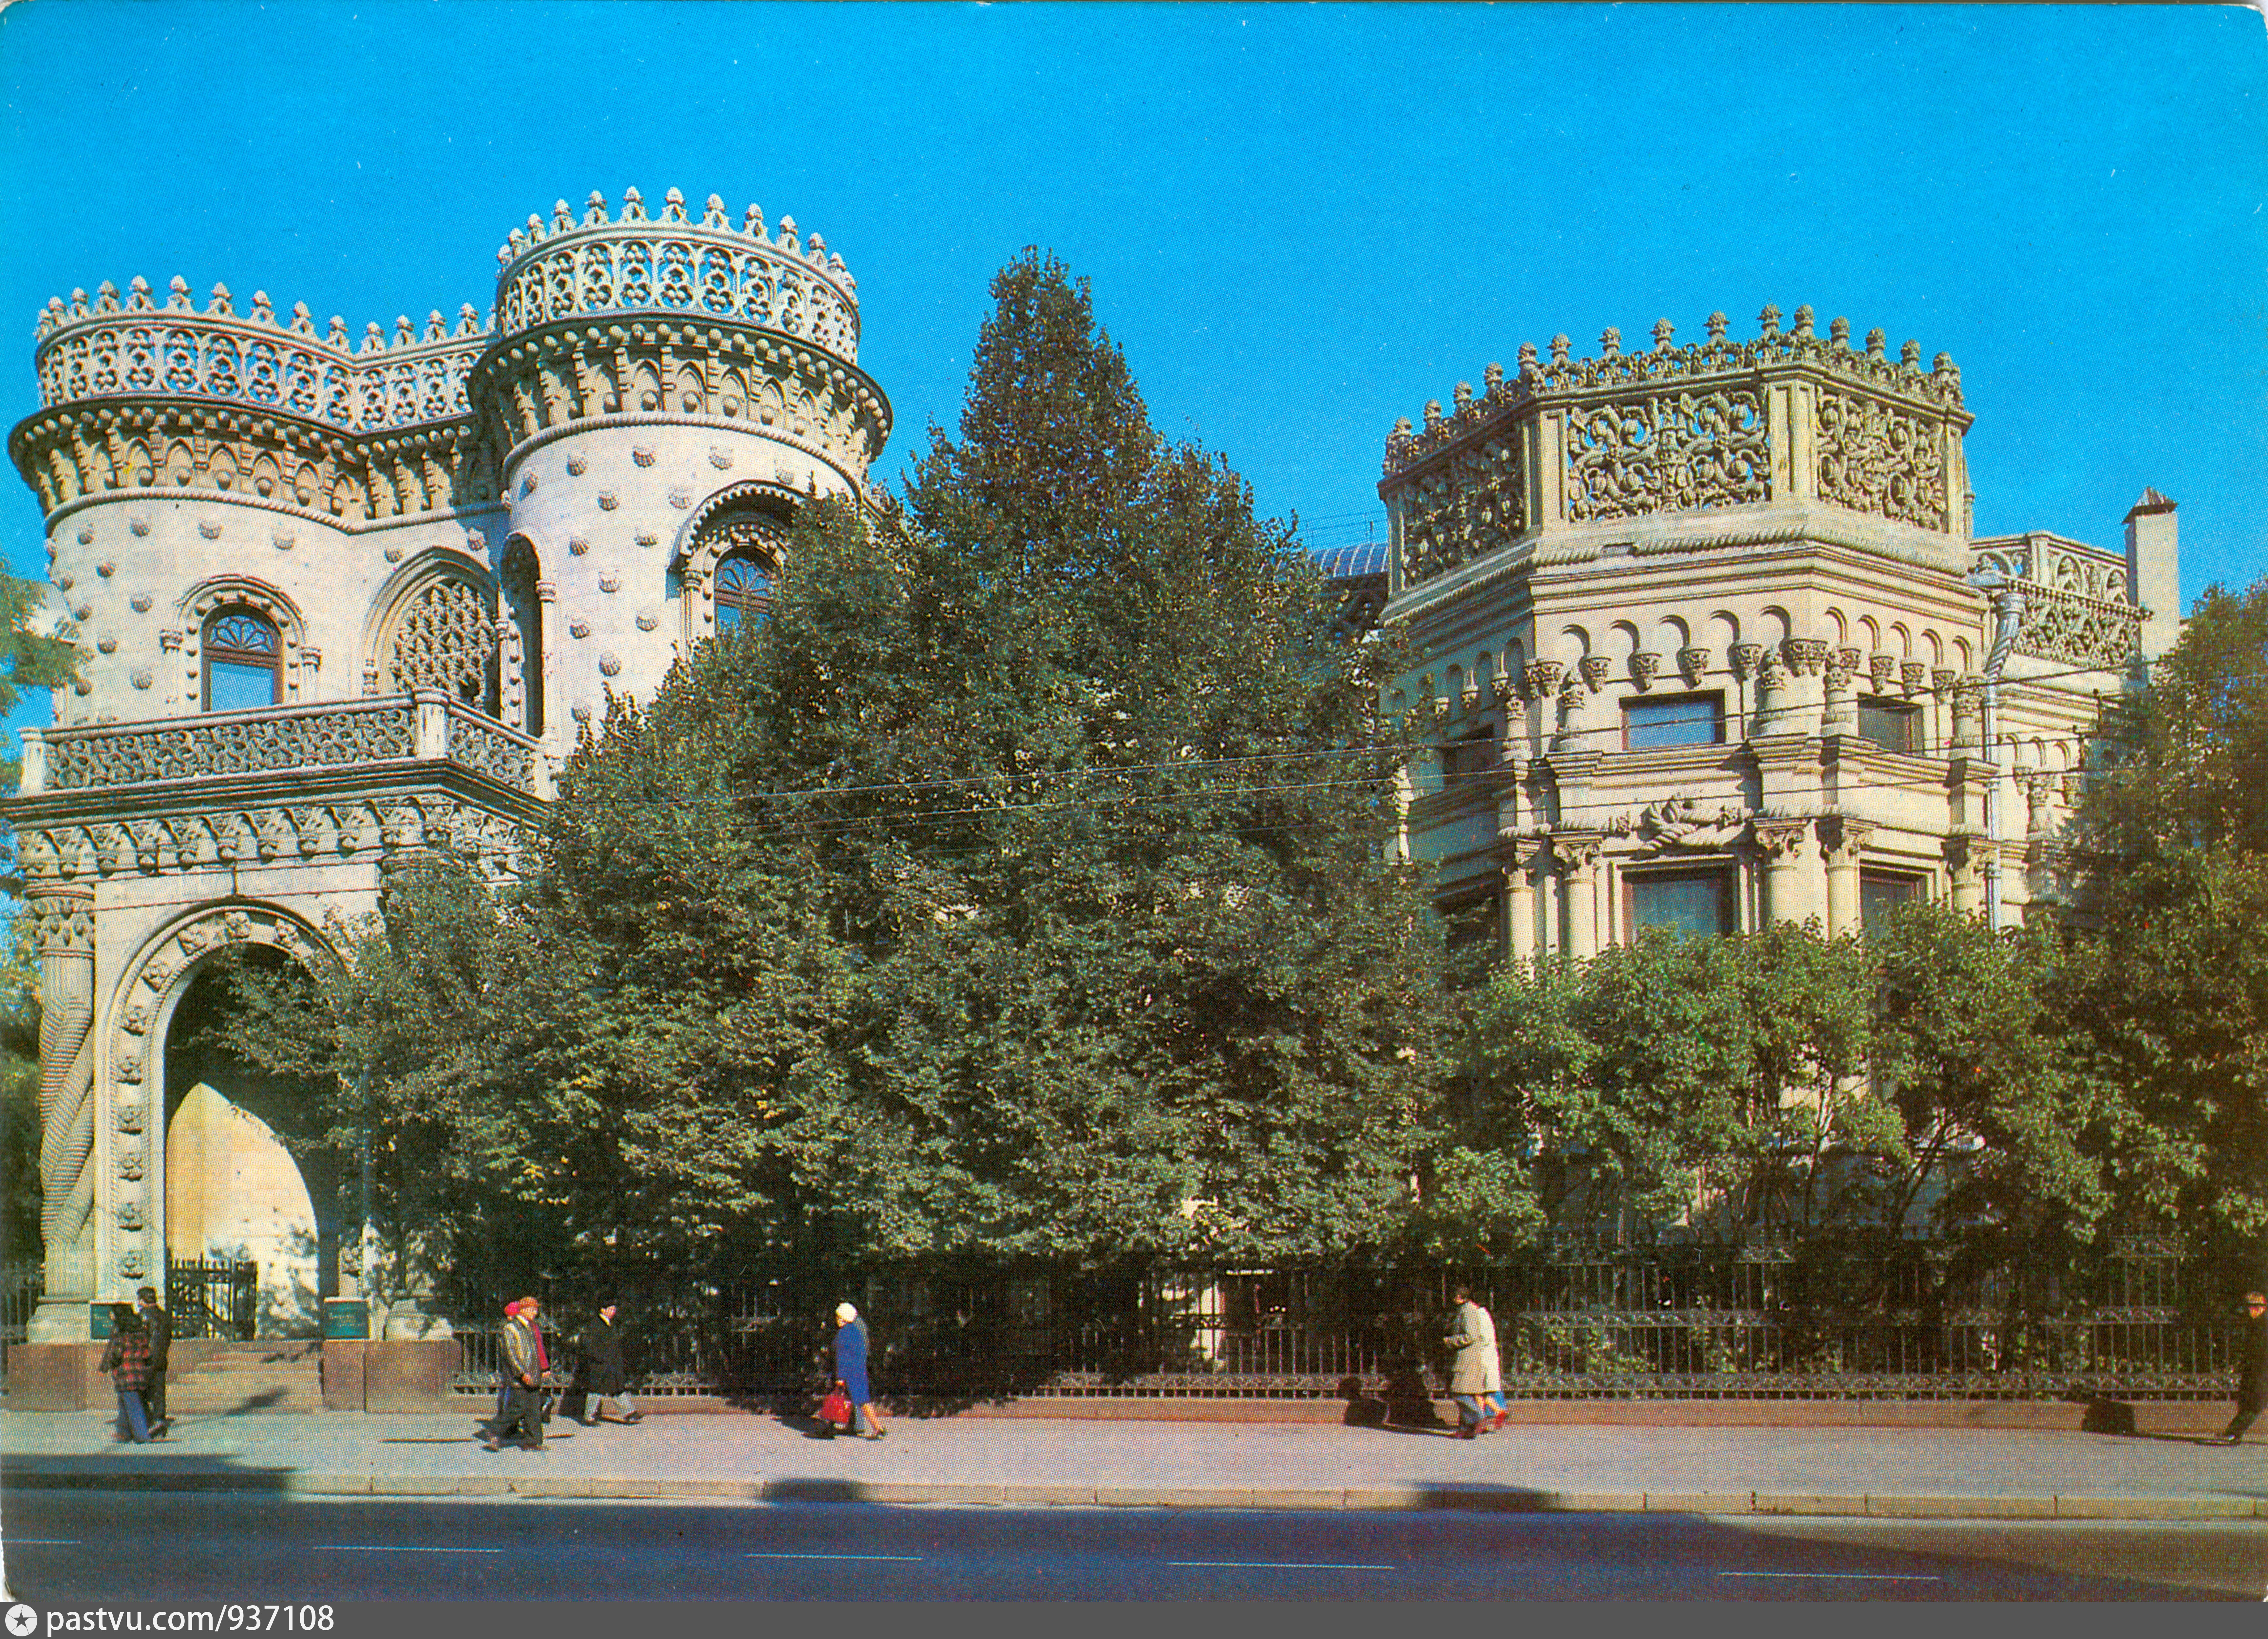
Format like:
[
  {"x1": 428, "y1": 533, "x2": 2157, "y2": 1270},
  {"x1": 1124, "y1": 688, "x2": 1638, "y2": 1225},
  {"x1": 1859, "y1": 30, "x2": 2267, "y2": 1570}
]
[
  {"x1": 2060, "y1": 576, "x2": 2268, "y2": 1262},
  {"x1": 221, "y1": 250, "x2": 1446, "y2": 1282}
]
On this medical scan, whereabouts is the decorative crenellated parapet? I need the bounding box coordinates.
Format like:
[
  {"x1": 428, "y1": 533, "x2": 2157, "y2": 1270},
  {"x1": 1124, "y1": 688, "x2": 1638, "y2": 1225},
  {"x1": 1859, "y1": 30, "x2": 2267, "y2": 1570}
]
[
  {"x1": 32, "y1": 276, "x2": 489, "y2": 435},
  {"x1": 1379, "y1": 304, "x2": 1973, "y2": 592},
  {"x1": 492, "y1": 187, "x2": 862, "y2": 366},
  {"x1": 14, "y1": 187, "x2": 888, "y2": 524}
]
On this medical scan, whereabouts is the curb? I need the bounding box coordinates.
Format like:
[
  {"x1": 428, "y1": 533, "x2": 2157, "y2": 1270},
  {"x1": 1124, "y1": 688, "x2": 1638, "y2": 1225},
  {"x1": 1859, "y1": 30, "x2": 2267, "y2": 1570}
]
[{"x1": 4, "y1": 1466, "x2": 2262, "y2": 1519}]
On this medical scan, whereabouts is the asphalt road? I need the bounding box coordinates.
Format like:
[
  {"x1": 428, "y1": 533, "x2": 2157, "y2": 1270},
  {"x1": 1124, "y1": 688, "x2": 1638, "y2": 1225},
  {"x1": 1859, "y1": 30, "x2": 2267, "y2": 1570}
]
[{"x1": 3, "y1": 1493, "x2": 2263, "y2": 1601}]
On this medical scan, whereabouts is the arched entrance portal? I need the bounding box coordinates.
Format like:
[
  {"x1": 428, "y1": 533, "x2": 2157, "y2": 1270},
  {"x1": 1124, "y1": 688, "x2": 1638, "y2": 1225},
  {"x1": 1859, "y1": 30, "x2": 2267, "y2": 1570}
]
[{"x1": 161, "y1": 948, "x2": 343, "y2": 1338}]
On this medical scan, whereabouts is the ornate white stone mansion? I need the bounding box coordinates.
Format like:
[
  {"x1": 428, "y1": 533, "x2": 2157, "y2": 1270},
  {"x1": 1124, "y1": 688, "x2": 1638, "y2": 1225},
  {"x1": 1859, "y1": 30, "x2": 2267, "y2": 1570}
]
[
  {"x1": 1359, "y1": 307, "x2": 2178, "y2": 961},
  {"x1": 6, "y1": 188, "x2": 889, "y2": 1339},
  {"x1": 4, "y1": 194, "x2": 2181, "y2": 1342}
]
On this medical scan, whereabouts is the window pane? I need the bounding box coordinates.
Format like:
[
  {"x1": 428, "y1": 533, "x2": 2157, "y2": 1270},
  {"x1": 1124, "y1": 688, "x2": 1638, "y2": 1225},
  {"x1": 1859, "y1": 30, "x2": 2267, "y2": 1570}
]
[
  {"x1": 207, "y1": 611, "x2": 277, "y2": 655},
  {"x1": 1624, "y1": 694, "x2": 1723, "y2": 749},
  {"x1": 1860, "y1": 871, "x2": 1922, "y2": 935},
  {"x1": 1630, "y1": 872, "x2": 1729, "y2": 938},
  {"x1": 207, "y1": 659, "x2": 278, "y2": 712},
  {"x1": 1857, "y1": 699, "x2": 1918, "y2": 754}
]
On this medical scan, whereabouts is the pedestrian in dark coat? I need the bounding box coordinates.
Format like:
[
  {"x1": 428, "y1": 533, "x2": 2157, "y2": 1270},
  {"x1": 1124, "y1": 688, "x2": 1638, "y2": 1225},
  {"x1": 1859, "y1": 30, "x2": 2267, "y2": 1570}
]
[
  {"x1": 136, "y1": 1285, "x2": 172, "y2": 1433},
  {"x1": 97, "y1": 1302, "x2": 155, "y2": 1444},
  {"x1": 575, "y1": 1301, "x2": 642, "y2": 1425},
  {"x1": 482, "y1": 1294, "x2": 549, "y2": 1451},
  {"x1": 832, "y1": 1302, "x2": 887, "y2": 1439},
  {"x1": 2219, "y1": 1290, "x2": 2266, "y2": 1444}
]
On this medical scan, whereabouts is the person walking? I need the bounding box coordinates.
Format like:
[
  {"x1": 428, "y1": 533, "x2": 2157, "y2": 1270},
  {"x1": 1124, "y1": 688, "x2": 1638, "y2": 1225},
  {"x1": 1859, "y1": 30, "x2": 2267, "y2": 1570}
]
[
  {"x1": 2218, "y1": 1289, "x2": 2266, "y2": 1445},
  {"x1": 135, "y1": 1285, "x2": 172, "y2": 1436},
  {"x1": 1443, "y1": 1283, "x2": 1507, "y2": 1439},
  {"x1": 483, "y1": 1294, "x2": 549, "y2": 1452},
  {"x1": 576, "y1": 1300, "x2": 643, "y2": 1425},
  {"x1": 831, "y1": 1301, "x2": 887, "y2": 1440},
  {"x1": 97, "y1": 1303, "x2": 156, "y2": 1445}
]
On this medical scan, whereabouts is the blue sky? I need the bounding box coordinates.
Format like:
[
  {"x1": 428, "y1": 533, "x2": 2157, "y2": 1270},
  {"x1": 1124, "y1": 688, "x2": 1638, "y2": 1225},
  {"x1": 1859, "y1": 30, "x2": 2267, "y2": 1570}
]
[{"x1": 2, "y1": 1, "x2": 2262, "y2": 739}]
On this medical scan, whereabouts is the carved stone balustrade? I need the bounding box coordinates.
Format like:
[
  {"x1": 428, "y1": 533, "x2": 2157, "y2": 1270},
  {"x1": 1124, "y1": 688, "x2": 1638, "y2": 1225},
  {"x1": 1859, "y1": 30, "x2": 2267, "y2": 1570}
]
[{"x1": 19, "y1": 692, "x2": 544, "y2": 800}]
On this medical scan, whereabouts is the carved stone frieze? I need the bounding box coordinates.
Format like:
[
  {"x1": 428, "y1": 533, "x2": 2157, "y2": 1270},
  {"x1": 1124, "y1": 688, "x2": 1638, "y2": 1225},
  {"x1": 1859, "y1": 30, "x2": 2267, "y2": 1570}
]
[
  {"x1": 1606, "y1": 793, "x2": 1748, "y2": 849},
  {"x1": 1815, "y1": 386, "x2": 1948, "y2": 531},
  {"x1": 1565, "y1": 388, "x2": 1768, "y2": 522},
  {"x1": 1397, "y1": 432, "x2": 1526, "y2": 586}
]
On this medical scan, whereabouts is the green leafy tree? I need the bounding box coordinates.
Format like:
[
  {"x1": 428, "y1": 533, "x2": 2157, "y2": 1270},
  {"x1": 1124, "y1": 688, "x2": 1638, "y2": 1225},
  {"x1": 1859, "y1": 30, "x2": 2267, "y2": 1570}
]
[
  {"x1": 1861, "y1": 901, "x2": 2119, "y2": 1314},
  {"x1": 1458, "y1": 924, "x2": 1873, "y2": 1239},
  {"x1": 0, "y1": 573, "x2": 79, "y2": 717},
  {"x1": 0, "y1": 574, "x2": 82, "y2": 1264},
  {"x1": 546, "y1": 249, "x2": 1446, "y2": 1265},
  {"x1": 2060, "y1": 576, "x2": 2268, "y2": 1268}
]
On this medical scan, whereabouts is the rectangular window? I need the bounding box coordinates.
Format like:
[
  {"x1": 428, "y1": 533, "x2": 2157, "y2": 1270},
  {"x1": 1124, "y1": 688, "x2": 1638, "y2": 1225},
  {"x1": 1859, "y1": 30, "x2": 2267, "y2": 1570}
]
[
  {"x1": 1623, "y1": 693, "x2": 1724, "y2": 750},
  {"x1": 1443, "y1": 892, "x2": 1503, "y2": 986},
  {"x1": 1625, "y1": 868, "x2": 1734, "y2": 940},
  {"x1": 1857, "y1": 697, "x2": 1921, "y2": 754},
  {"x1": 206, "y1": 659, "x2": 280, "y2": 713},
  {"x1": 1441, "y1": 730, "x2": 1497, "y2": 788},
  {"x1": 1860, "y1": 869, "x2": 1925, "y2": 935}
]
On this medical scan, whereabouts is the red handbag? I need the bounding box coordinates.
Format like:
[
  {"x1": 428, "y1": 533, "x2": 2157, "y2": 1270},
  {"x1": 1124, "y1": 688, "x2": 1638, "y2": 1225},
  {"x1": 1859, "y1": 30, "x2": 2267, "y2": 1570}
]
[{"x1": 819, "y1": 1383, "x2": 852, "y2": 1426}]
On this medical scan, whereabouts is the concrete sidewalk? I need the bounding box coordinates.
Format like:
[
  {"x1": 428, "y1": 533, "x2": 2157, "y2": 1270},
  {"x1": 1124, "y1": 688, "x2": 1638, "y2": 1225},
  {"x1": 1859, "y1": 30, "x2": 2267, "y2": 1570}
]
[{"x1": 4, "y1": 1407, "x2": 2262, "y2": 1521}]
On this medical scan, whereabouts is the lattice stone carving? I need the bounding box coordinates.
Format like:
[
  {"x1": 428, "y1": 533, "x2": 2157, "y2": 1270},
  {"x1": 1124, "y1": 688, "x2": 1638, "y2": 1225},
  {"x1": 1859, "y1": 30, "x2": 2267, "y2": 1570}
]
[
  {"x1": 1399, "y1": 434, "x2": 1525, "y2": 585},
  {"x1": 1565, "y1": 389, "x2": 1767, "y2": 522},
  {"x1": 388, "y1": 578, "x2": 495, "y2": 704},
  {"x1": 2014, "y1": 582, "x2": 2142, "y2": 670},
  {"x1": 1815, "y1": 387, "x2": 1947, "y2": 530},
  {"x1": 47, "y1": 703, "x2": 418, "y2": 787}
]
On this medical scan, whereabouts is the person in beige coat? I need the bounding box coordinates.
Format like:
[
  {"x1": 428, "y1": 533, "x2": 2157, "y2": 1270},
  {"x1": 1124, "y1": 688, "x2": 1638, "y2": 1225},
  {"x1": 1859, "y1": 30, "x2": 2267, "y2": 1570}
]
[{"x1": 1443, "y1": 1284, "x2": 1507, "y2": 1438}]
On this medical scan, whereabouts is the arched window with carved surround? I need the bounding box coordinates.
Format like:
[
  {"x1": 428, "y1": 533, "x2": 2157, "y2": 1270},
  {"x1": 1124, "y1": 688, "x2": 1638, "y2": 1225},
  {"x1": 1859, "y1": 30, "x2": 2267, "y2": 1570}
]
[
  {"x1": 682, "y1": 495, "x2": 793, "y2": 645},
  {"x1": 380, "y1": 570, "x2": 497, "y2": 712},
  {"x1": 203, "y1": 607, "x2": 281, "y2": 712},
  {"x1": 499, "y1": 537, "x2": 544, "y2": 736}
]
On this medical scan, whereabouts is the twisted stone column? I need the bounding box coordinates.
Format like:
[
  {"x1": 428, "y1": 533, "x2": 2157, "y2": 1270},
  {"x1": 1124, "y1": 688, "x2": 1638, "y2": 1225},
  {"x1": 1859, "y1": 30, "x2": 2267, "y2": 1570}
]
[{"x1": 28, "y1": 884, "x2": 96, "y2": 1340}]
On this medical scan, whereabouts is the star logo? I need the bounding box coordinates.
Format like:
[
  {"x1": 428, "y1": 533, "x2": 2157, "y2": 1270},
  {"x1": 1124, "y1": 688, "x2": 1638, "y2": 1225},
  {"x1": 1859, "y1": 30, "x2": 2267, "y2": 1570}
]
[{"x1": 7, "y1": 1604, "x2": 39, "y2": 1636}]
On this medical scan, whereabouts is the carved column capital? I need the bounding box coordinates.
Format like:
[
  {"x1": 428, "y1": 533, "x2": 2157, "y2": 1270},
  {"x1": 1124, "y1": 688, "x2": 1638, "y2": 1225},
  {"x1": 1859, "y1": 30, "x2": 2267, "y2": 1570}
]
[
  {"x1": 1524, "y1": 659, "x2": 1564, "y2": 698},
  {"x1": 1550, "y1": 830, "x2": 1605, "y2": 871},
  {"x1": 27, "y1": 883, "x2": 96, "y2": 957},
  {"x1": 1752, "y1": 816, "x2": 1812, "y2": 861},
  {"x1": 1783, "y1": 638, "x2": 1831, "y2": 677},
  {"x1": 1730, "y1": 642, "x2": 1766, "y2": 680},
  {"x1": 1577, "y1": 655, "x2": 1613, "y2": 693},
  {"x1": 1816, "y1": 814, "x2": 1874, "y2": 865}
]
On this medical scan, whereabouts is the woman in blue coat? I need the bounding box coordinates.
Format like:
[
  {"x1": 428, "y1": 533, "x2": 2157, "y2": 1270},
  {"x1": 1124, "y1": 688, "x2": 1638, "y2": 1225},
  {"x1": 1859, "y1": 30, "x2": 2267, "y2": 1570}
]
[{"x1": 832, "y1": 1302, "x2": 888, "y2": 1439}]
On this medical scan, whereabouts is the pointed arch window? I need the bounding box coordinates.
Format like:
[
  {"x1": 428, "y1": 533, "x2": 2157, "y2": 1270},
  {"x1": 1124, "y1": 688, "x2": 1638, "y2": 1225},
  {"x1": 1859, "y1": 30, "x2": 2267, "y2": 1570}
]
[{"x1": 203, "y1": 608, "x2": 281, "y2": 711}]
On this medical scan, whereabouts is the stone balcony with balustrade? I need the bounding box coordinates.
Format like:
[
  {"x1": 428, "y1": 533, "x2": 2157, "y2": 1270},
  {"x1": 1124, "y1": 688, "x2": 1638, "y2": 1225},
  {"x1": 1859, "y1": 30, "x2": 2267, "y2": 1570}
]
[{"x1": 8, "y1": 693, "x2": 548, "y2": 886}]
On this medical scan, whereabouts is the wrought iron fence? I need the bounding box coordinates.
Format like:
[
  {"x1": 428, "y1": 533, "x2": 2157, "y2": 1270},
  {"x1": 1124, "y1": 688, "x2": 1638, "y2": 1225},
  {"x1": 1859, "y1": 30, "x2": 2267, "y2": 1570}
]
[
  {"x1": 167, "y1": 1257, "x2": 258, "y2": 1341},
  {"x1": 2, "y1": 1260, "x2": 43, "y2": 1375},
  {"x1": 438, "y1": 1238, "x2": 2242, "y2": 1403}
]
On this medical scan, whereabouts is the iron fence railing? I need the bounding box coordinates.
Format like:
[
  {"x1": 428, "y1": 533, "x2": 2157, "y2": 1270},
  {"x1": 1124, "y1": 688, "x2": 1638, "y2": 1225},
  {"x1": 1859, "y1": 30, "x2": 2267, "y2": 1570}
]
[
  {"x1": 167, "y1": 1257, "x2": 258, "y2": 1341},
  {"x1": 436, "y1": 1239, "x2": 2244, "y2": 1403},
  {"x1": 2, "y1": 1260, "x2": 43, "y2": 1364}
]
